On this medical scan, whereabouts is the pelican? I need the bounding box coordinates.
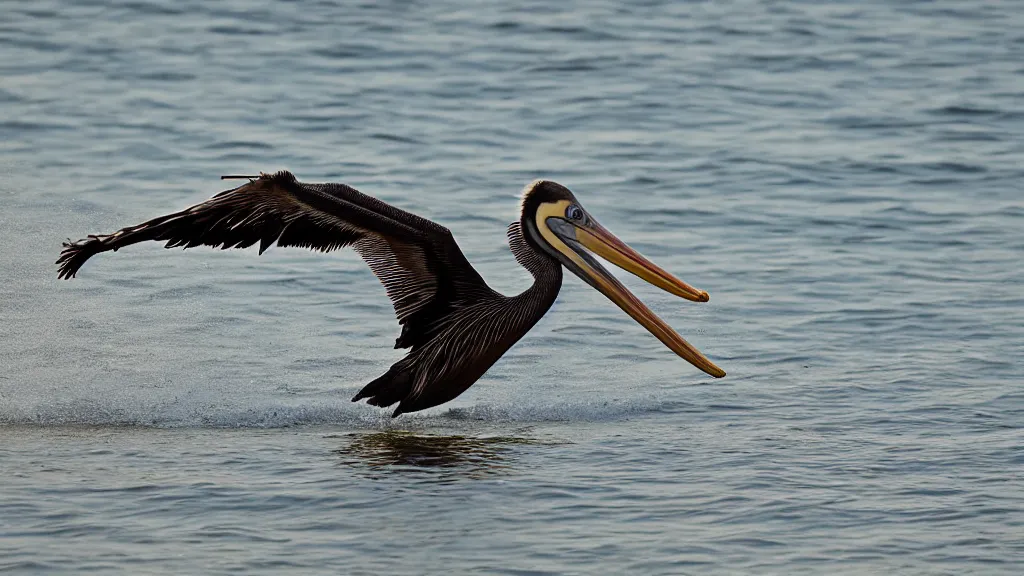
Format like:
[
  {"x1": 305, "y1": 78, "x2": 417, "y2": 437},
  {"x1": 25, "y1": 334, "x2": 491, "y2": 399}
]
[{"x1": 57, "y1": 172, "x2": 725, "y2": 416}]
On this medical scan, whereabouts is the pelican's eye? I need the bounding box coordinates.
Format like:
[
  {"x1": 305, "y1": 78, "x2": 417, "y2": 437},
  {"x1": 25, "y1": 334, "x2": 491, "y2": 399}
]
[{"x1": 565, "y1": 204, "x2": 584, "y2": 221}]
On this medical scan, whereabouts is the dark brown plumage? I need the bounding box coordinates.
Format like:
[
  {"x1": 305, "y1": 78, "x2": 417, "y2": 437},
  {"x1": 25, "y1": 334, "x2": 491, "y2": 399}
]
[{"x1": 58, "y1": 172, "x2": 566, "y2": 415}]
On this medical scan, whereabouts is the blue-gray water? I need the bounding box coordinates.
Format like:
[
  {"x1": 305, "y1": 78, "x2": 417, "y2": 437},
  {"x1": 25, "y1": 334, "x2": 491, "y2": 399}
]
[{"x1": 2, "y1": 1, "x2": 1022, "y2": 574}]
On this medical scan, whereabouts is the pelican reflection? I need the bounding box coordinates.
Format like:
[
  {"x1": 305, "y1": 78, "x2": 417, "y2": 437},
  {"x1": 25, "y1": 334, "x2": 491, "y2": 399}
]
[{"x1": 335, "y1": 430, "x2": 547, "y2": 476}]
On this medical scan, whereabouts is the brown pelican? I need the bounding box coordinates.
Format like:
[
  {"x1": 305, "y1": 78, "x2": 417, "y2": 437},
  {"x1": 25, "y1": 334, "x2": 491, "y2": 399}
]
[{"x1": 57, "y1": 172, "x2": 725, "y2": 416}]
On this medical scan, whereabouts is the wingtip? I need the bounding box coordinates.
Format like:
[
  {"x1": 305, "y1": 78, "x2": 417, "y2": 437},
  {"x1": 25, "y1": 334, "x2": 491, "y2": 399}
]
[{"x1": 55, "y1": 237, "x2": 103, "y2": 280}]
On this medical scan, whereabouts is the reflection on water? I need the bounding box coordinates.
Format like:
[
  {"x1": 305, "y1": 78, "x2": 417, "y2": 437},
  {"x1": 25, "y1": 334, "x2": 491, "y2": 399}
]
[{"x1": 334, "y1": 430, "x2": 552, "y2": 478}]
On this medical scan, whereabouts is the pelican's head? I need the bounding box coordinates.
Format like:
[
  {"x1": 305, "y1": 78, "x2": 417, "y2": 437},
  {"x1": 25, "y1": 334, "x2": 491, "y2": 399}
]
[{"x1": 519, "y1": 180, "x2": 725, "y2": 378}]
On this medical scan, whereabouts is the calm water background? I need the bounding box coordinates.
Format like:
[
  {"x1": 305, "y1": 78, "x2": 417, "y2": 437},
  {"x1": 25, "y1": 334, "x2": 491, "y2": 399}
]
[{"x1": 1, "y1": 1, "x2": 1022, "y2": 574}]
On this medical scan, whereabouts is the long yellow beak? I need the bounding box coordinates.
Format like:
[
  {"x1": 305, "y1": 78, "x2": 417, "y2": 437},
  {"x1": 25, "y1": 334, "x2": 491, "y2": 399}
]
[
  {"x1": 577, "y1": 224, "x2": 711, "y2": 303},
  {"x1": 572, "y1": 223, "x2": 726, "y2": 378}
]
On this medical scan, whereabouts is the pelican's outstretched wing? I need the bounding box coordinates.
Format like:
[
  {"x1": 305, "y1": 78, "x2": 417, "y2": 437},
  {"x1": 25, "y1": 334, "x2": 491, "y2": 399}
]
[{"x1": 57, "y1": 171, "x2": 493, "y2": 350}]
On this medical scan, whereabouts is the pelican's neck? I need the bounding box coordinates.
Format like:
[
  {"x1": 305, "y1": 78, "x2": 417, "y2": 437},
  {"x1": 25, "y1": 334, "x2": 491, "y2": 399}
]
[{"x1": 507, "y1": 221, "x2": 562, "y2": 301}]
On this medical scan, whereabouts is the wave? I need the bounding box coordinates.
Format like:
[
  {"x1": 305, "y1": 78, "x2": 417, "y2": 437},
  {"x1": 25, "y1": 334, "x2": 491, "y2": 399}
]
[{"x1": 0, "y1": 393, "x2": 683, "y2": 429}]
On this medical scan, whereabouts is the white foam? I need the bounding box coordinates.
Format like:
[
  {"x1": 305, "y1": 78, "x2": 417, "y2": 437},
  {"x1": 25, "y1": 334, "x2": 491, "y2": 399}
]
[{"x1": 0, "y1": 389, "x2": 676, "y2": 429}]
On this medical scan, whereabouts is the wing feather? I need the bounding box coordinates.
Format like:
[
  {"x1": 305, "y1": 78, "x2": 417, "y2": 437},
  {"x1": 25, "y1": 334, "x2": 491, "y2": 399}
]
[{"x1": 57, "y1": 171, "x2": 490, "y2": 348}]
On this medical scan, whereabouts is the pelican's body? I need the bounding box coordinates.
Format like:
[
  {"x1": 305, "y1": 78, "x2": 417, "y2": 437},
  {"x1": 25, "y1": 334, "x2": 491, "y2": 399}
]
[{"x1": 58, "y1": 172, "x2": 724, "y2": 416}]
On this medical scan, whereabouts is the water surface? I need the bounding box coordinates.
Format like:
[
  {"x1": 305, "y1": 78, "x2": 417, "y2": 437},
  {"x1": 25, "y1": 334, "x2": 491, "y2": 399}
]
[{"x1": 1, "y1": 1, "x2": 1022, "y2": 574}]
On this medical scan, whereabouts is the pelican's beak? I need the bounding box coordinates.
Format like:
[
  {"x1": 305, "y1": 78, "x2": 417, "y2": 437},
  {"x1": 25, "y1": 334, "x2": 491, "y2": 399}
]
[{"x1": 547, "y1": 215, "x2": 726, "y2": 378}]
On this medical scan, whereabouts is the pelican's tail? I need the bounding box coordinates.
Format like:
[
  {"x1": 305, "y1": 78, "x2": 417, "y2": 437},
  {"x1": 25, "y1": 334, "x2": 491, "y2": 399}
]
[{"x1": 352, "y1": 363, "x2": 414, "y2": 417}]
